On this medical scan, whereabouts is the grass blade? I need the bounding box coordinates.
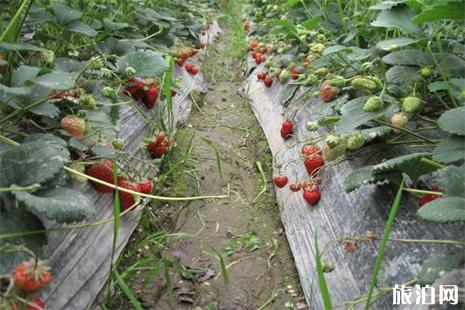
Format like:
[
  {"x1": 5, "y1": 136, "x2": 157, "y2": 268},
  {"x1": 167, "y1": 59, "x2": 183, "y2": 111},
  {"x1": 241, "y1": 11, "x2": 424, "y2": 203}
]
[
  {"x1": 253, "y1": 161, "x2": 267, "y2": 203},
  {"x1": 364, "y1": 178, "x2": 405, "y2": 309},
  {"x1": 112, "y1": 269, "x2": 143, "y2": 310},
  {"x1": 201, "y1": 137, "x2": 223, "y2": 179},
  {"x1": 209, "y1": 245, "x2": 229, "y2": 285},
  {"x1": 314, "y1": 233, "x2": 332, "y2": 310}
]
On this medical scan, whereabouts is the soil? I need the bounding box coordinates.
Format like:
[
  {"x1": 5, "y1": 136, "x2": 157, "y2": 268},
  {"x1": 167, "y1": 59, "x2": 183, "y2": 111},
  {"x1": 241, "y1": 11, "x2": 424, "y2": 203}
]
[{"x1": 107, "y1": 18, "x2": 306, "y2": 310}]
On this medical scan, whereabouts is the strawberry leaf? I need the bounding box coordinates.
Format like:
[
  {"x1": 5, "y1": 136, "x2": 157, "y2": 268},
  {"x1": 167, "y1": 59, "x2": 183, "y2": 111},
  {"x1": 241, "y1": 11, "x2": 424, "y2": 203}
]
[
  {"x1": 417, "y1": 252, "x2": 465, "y2": 285},
  {"x1": 344, "y1": 165, "x2": 389, "y2": 192},
  {"x1": 439, "y1": 164, "x2": 465, "y2": 197},
  {"x1": 437, "y1": 107, "x2": 465, "y2": 136},
  {"x1": 117, "y1": 51, "x2": 168, "y2": 78},
  {"x1": 0, "y1": 208, "x2": 46, "y2": 273},
  {"x1": 13, "y1": 186, "x2": 95, "y2": 223},
  {"x1": 432, "y1": 136, "x2": 465, "y2": 163},
  {"x1": 417, "y1": 197, "x2": 465, "y2": 223},
  {"x1": 372, "y1": 152, "x2": 435, "y2": 180}
]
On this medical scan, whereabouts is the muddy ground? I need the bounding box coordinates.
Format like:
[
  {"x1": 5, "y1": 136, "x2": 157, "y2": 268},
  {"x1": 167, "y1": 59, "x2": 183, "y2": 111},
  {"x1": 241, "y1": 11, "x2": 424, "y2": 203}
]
[{"x1": 106, "y1": 16, "x2": 306, "y2": 310}]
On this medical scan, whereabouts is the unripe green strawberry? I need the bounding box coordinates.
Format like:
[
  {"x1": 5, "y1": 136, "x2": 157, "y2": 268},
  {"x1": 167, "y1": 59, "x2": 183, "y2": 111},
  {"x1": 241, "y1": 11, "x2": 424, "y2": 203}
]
[
  {"x1": 102, "y1": 86, "x2": 116, "y2": 98},
  {"x1": 306, "y1": 121, "x2": 318, "y2": 131},
  {"x1": 330, "y1": 76, "x2": 346, "y2": 87},
  {"x1": 461, "y1": 90, "x2": 465, "y2": 100},
  {"x1": 419, "y1": 66, "x2": 434, "y2": 79},
  {"x1": 323, "y1": 142, "x2": 346, "y2": 161},
  {"x1": 305, "y1": 74, "x2": 317, "y2": 86},
  {"x1": 124, "y1": 66, "x2": 136, "y2": 77},
  {"x1": 360, "y1": 62, "x2": 373, "y2": 72},
  {"x1": 325, "y1": 134, "x2": 341, "y2": 149},
  {"x1": 278, "y1": 69, "x2": 291, "y2": 83},
  {"x1": 391, "y1": 112, "x2": 409, "y2": 133},
  {"x1": 351, "y1": 77, "x2": 380, "y2": 92},
  {"x1": 402, "y1": 96, "x2": 423, "y2": 113},
  {"x1": 363, "y1": 96, "x2": 383, "y2": 112},
  {"x1": 68, "y1": 162, "x2": 88, "y2": 182},
  {"x1": 347, "y1": 134, "x2": 365, "y2": 150},
  {"x1": 315, "y1": 67, "x2": 329, "y2": 77},
  {"x1": 80, "y1": 94, "x2": 97, "y2": 110},
  {"x1": 112, "y1": 138, "x2": 124, "y2": 150},
  {"x1": 41, "y1": 50, "x2": 55, "y2": 64}
]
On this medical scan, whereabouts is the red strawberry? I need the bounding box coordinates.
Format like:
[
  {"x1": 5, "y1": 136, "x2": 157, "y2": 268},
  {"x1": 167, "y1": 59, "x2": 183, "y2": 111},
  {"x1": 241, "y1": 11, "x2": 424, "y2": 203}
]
[
  {"x1": 257, "y1": 71, "x2": 267, "y2": 81},
  {"x1": 255, "y1": 55, "x2": 263, "y2": 65},
  {"x1": 138, "y1": 180, "x2": 153, "y2": 194},
  {"x1": 151, "y1": 146, "x2": 168, "y2": 158},
  {"x1": 201, "y1": 31, "x2": 206, "y2": 35},
  {"x1": 27, "y1": 298, "x2": 45, "y2": 310},
  {"x1": 304, "y1": 156, "x2": 324, "y2": 176},
  {"x1": 280, "y1": 127, "x2": 292, "y2": 140},
  {"x1": 125, "y1": 77, "x2": 144, "y2": 95},
  {"x1": 61, "y1": 116, "x2": 85, "y2": 138},
  {"x1": 273, "y1": 175, "x2": 288, "y2": 188},
  {"x1": 418, "y1": 187, "x2": 441, "y2": 207},
  {"x1": 13, "y1": 259, "x2": 51, "y2": 293},
  {"x1": 176, "y1": 58, "x2": 186, "y2": 67},
  {"x1": 85, "y1": 160, "x2": 115, "y2": 193},
  {"x1": 319, "y1": 80, "x2": 338, "y2": 102},
  {"x1": 290, "y1": 66, "x2": 301, "y2": 80},
  {"x1": 303, "y1": 189, "x2": 321, "y2": 205},
  {"x1": 289, "y1": 183, "x2": 301, "y2": 192},
  {"x1": 282, "y1": 119, "x2": 294, "y2": 132},
  {"x1": 143, "y1": 85, "x2": 159, "y2": 109},
  {"x1": 264, "y1": 77, "x2": 273, "y2": 88},
  {"x1": 117, "y1": 177, "x2": 138, "y2": 210},
  {"x1": 185, "y1": 63, "x2": 193, "y2": 72},
  {"x1": 154, "y1": 132, "x2": 166, "y2": 144},
  {"x1": 190, "y1": 66, "x2": 199, "y2": 75},
  {"x1": 301, "y1": 145, "x2": 321, "y2": 157},
  {"x1": 171, "y1": 90, "x2": 177, "y2": 97}
]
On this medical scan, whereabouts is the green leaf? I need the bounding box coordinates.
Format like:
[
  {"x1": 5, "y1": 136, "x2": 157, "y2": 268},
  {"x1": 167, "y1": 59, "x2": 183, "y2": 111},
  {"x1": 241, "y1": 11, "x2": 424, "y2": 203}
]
[
  {"x1": 376, "y1": 38, "x2": 419, "y2": 50},
  {"x1": 344, "y1": 165, "x2": 390, "y2": 192},
  {"x1": 433, "y1": 136, "x2": 465, "y2": 163},
  {"x1": 437, "y1": 107, "x2": 465, "y2": 135},
  {"x1": 336, "y1": 97, "x2": 387, "y2": 135},
  {"x1": 0, "y1": 208, "x2": 46, "y2": 274},
  {"x1": 322, "y1": 45, "x2": 351, "y2": 56},
  {"x1": 54, "y1": 57, "x2": 85, "y2": 73},
  {"x1": 301, "y1": 17, "x2": 322, "y2": 29},
  {"x1": 66, "y1": 20, "x2": 97, "y2": 37},
  {"x1": 265, "y1": 19, "x2": 298, "y2": 38},
  {"x1": 280, "y1": 84, "x2": 299, "y2": 107},
  {"x1": 30, "y1": 102, "x2": 60, "y2": 118},
  {"x1": 52, "y1": 2, "x2": 82, "y2": 25},
  {"x1": 372, "y1": 152, "x2": 435, "y2": 180},
  {"x1": 117, "y1": 51, "x2": 168, "y2": 78},
  {"x1": 417, "y1": 197, "x2": 465, "y2": 222},
  {"x1": 386, "y1": 65, "x2": 419, "y2": 88},
  {"x1": 371, "y1": 5, "x2": 421, "y2": 33},
  {"x1": 369, "y1": 1, "x2": 404, "y2": 10},
  {"x1": 0, "y1": 140, "x2": 68, "y2": 187},
  {"x1": 14, "y1": 186, "x2": 95, "y2": 223},
  {"x1": 360, "y1": 126, "x2": 392, "y2": 142},
  {"x1": 103, "y1": 18, "x2": 130, "y2": 31},
  {"x1": 413, "y1": 1, "x2": 465, "y2": 23},
  {"x1": 32, "y1": 72, "x2": 75, "y2": 90},
  {"x1": 417, "y1": 252, "x2": 465, "y2": 285},
  {"x1": 0, "y1": 84, "x2": 31, "y2": 95},
  {"x1": 86, "y1": 110, "x2": 118, "y2": 141},
  {"x1": 12, "y1": 65, "x2": 41, "y2": 87},
  {"x1": 439, "y1": 164, "x2": 465, "y2": 197},
  {"x1": 0, "y1": 42, "x2": 49, "y2": 52},
  {"x1": 382, "y1": 49, "x2": 432, "y2": 66}
]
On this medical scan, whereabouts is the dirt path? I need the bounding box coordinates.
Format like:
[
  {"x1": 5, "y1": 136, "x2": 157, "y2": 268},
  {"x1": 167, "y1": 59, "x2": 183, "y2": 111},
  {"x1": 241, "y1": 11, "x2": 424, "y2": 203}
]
[{"x1": 110, "y1": 18, "x2": 305, "y2": 310}]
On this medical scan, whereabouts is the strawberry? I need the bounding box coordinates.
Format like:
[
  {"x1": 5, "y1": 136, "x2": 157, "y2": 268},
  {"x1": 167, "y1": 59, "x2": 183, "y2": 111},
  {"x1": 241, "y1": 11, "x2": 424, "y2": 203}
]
[
  {"x1": 112, "y1": 138, "x2": 124, "y2": 150},
  {"x1": 143, "y1": 85, "x2": 159, "y2": 109},
  {"x1": 117, "y1": 177, "x2": 138, "y2": 210},
  {"x1": 154, "y1": 132, "x2": 166, "y2": 144},
  {"x1": 190, "y1": 66, "x2": 199, "y2": 75},
  {"x1": 363, "y1": 96, "x2": 383, "y2": 112},
  {"x1": 319, "y1": 80, "x2": 338, "y2": 102},
  {"x1": 290, "y1": 66, "x2": 301, "y2": 80},
  {"x1": 280, "y1": 127, "x2": 292, "y2": 139},
  {"x1": 257, "y1": 71, "x2": 267, "y2": 81},
  {"x1": 264, "y1": 77, "x2": 273, "y2": 88},
  {"x1": 282, "y1": 119, "x2": 294, "y2": 132},
  {"x1": 351, "y1": 76, "x2": 380, "y2": 92},
  {"x1": 273, "y1": 175, "x2": 288, "y2": 188},
  {"x1": 418, "y1": 187, "x2": 441, "y2": 207},
  {"x1": 255, "y1": 55, "x2": 263, "y2": 65},
  {"x1": 301, "y1": 145, "x2": 321, "y2": 157},
  {"x1": 13, "y1": 259, "x2": 52, "y2": 293},
  {"x1": 347, "y1": 134, "x2": 365, "y2": 150},
  {"x1": 147, "y1": 133, "x2": 170, "y2": 158},
  {"x1": 391, "y1": 112, "x2": 409, "y2": 133},
  {"x1": 289, "y1": 183, "x2": 301, "y2": 192},
  {"x1": 402, "y1": 96, "x2": 423, "y2": 113},
  {"x1": 125, "y1": 77, "x2": 144, "y2": 95},
  {"x1": 304, "y1": 156, "x2": 324, "y2": 176},
  {"x1": 201, "y1": 31, "x2": 206, "y2": 36},
  {"x1": 138, "y1": 180, "x2": 153, "y2": 194},
  {"x1": 185, "y1": 63, "x2": 193, "y2": 72},
  {"x1": 303, "y1": 189, "x2": 321, "y2": 205},
  {"x1": 151, "y1": 146, "x2": 168, "y2": 158},
  {"x1": 85, "y1": 160, "x2": 115, "y2": 193},
  {"x1": 171, "y1": 90, "x2": 177, "y2": 97},
  {"x1": 278, "y1": 70, "x2": 291, "y2": 83},
  {"x1": 61, "y1": 116, "x2": 85, "y2": 138},
  {"x1": 27, "y1": 298, "x2": 45, "y2": 310},
  {"x1": 419, "y1": 66, "x2": 433, "y2": 79}
]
